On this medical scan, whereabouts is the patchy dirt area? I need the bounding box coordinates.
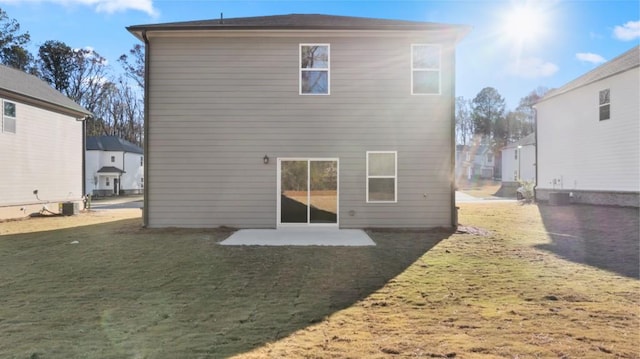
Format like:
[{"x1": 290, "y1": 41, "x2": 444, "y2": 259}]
[{"x1": 0, "y1": 203, "x2": 638, "y2": 358}]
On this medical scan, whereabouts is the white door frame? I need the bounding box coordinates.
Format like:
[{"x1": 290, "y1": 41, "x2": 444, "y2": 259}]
[{"x1": 277, "y1": 158, "x2": 339, "y2": 229}]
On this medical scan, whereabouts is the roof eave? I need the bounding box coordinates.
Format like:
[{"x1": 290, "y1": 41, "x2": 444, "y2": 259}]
[
  {"x1": 127, "y1": 24, "x2": 471, "y2": 42},
  {"x1": 0, "y1": 88, "x2": 91, "y2": 119}
]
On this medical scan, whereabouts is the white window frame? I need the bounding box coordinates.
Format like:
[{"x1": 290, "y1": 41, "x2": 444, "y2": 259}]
[
  {"x1": 366, "y1": 151, "x2": 398, "y2": 203},
  {"x1": 411, "y1": 44, "x2": 441, "y2": 95},
  {"x1": 299, "y1": 43, "x2": 330, "y2": 95},
  {"x1": 2, "y1": 100, "x2": 16, "y2": 134}
]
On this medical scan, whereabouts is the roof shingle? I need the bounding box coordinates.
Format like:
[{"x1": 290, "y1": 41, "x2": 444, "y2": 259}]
[
  {"x1": 0, "y1": 65, "x2": 90, "y2": 117},
  {"x1": 87, "y1": 136, "x2": 143, "y2": 154},
  {"x1": 128, "y1": 13, "x2": 470, "y2": 39}
]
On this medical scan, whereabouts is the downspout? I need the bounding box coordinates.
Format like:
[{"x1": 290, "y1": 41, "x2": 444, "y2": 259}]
[
  {"x1": 533, "y1": 107, "x2": 538, "y2": 202},
  {"x1": 81, "y1": 117, "x2": 87, "y2": 197},
  {"x1": 450, "y1": 46, "x2": 458, "y2": 228},
  {"x1": 142, "y1": 30, "x2": 150, "y2": 227}
]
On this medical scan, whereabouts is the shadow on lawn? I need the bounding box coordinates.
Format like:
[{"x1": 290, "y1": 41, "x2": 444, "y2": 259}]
[
  {"x1": 0, "y1": 218, "x2": 452, "y2": 358},
  {"x1": 536, "y1": 204, "x2": 639, "y2": 279}
]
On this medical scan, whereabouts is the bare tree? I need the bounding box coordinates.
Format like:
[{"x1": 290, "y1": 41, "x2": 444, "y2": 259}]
[
  {"x1": 118, "y1": 44, "x2": 144, "y2": 89},
  {"x1": 515, "y1": 86, "x2": 549, "y2": 136},
  {"x1": 91, "y1": 78, "x2": 142, "y2": 145},
  {"x1": 455, "y1": 96, "x2": 474, "y2": 145}
]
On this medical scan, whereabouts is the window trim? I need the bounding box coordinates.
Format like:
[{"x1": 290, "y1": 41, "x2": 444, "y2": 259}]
[
  {"x1": 366, "y1": 151, "x2": 398, "y2": 203},
  {"x1": 599, "y1": 88, "x2": 610, "y2": 121},
  {"x1": 2, "y1": 99, "x2": 16, "y2": 134},
  {"x1": 411, "y1": 44, "x2": 441, "y2": 95},
  {"x1": 299, "y1": 43, "x2": 330, "y2": 95}
]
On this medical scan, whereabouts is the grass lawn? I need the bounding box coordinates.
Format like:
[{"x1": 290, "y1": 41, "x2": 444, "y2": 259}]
[{"x1": 0, "y1": 204, "x2": 638, "y2": 358}]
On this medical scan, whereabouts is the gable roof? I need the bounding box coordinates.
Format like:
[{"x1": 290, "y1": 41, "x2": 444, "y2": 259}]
[
  {"x1": 538, "y1": 46, "x2": 640, "y2": 103},
  {"x1": 97, "y1": 166, "x2": 124, "y2": 174},
  {"x1": 87, "y1": 135, "x2": 143, "y2": 154},
  {"x1": 0, "y1": 65, "x2": 90, "y2": 118},
  {"x1": 503, "y1": 133, "x2": 536, "y2": 150},
  {"x1": 128, "y1": 13, "x2": 470, "y2": 41}
]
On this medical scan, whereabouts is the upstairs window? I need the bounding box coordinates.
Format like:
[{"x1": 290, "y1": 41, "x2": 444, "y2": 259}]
[
  {"x1": 412, "y1": 44, "x2": 441, "y2": 95},
  {"x1": 140, "y1": 156, "x2": 144, "y2": 166},
  {"x1": 3, "y1": 100, "x2": 16, "y2": 133},
  {"x1": 367, "y1": 151, "x2": 397, "y2": 203},
  {"x1": 599, "y1": 89, "x2": 610, "y2": 121},
  {"x1": 111, "y1": 156, "x2": 115, "y2": 163},
  {"x1": 300, "y1": 44, "x2": 329, "y2": 95}
]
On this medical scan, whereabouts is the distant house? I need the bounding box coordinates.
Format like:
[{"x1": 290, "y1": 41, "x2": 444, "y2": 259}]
[
  {"x1": 455, "y1": 141, "x2": 496, "y2": 182},
  {"x1": 127, "y1": 14, "x2": 469, "y2": 228},
  {"x1": 502, "y1": 133, "x2": 536, "y2": 182},
  {"x1": 86, "y1": 136, "x2": 144, "y2": 196},
  {"x1": 455, "y1": 144, "x2": 472, "y2": 182},
  {"x1": 0, "y1": 65, "x2": 90, "y2": 220},
  {"x1": 535, "y1": 46, "x2": 639, "y2": 207}
]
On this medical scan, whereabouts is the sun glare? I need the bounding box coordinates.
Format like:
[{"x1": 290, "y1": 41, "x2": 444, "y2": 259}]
[{"x1": 502, "y1": 3, "x2": 547, "y2": 46}]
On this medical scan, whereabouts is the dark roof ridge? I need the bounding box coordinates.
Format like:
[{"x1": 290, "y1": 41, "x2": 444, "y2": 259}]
[
  {"x1": 87, "y1": 135, "x2": 143, "y2": 154},
  {"x1": 127, "y1": 13, "x2": 470, "y2": 35}
]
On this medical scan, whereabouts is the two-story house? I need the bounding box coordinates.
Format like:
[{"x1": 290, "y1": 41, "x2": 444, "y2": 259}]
[
  {"x1": 86, "y1": 135, "x2": 144, "y2": 196},
  {"x1": 0, "y1": 65, "x2": 90, "y2": 220},
  {"x1": 127, "y1": 14, "x2": 469, "y2": 228},
  {"x1": 535, "y1": 46, "x2": 639, "y2": 206}
]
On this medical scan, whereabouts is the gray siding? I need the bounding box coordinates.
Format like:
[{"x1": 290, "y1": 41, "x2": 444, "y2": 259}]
[{"x1": 147, "y1": 34, "x2": 456, "y2": 228}]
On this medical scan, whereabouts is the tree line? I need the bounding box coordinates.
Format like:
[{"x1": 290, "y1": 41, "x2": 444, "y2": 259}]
[
  {"x1": 456, "y1": 86, "x2": 548, "y2": 153},
  {"x1": 0, "y1": 8, "x2": 144, "y2": 146}
]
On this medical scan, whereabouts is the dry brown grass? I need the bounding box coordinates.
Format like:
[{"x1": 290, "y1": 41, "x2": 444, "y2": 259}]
[
  {"x1": 457, "y1": 179, "x2": 502, "y2": 198},
  {"x1": 283, "y1": 190, "x2": 338, "y2": 213},
  {"x1": 0, "y1": 203, "x2": 638, "y2": 358}
]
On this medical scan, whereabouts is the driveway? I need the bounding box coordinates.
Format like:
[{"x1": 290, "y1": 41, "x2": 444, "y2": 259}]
[
  {"x1": 89, "y1": 195, "x2": 143, "y2": 210},
  {"x1": 455, "y1": 191, "x2": 516, "y2": 203}
]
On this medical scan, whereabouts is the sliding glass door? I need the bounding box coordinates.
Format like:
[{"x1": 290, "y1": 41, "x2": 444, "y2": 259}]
[{"x1": 278, "y1": 159, "x2": 338, "y2": 227}]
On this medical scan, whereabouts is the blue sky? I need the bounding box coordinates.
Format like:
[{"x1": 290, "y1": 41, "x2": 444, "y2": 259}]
[{"x1": 0, "y1": 0, "x2": 638, "y2": 109}]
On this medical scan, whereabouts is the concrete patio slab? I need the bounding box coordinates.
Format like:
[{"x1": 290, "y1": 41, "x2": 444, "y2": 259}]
[{"x1": 220, "y1": 228, "x2": 376, "y2": 246}]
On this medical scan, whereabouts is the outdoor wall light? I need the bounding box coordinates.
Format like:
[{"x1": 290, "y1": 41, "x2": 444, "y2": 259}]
[{"x1": 263, "y1": 155, "x2": 269, "y2": 164}]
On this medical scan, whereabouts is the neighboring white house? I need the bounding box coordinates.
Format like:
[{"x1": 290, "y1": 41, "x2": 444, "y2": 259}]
[
  {"x1": 535, "y1": 45, "x2": 639, "y2": 207},
  {"x1": 455, "y1": 144, "x2": 472, "y2": 183},
  {"x1": 0, "y1": 65, "x2": 90, "y2": 220},
  {"x1": 502, "y1": 133, "x2": 536, "y2": 183},
  {"x1": 128, "y1": 14, "x2": 469, "y2": 229},
  {"x1": 496, "y1": 133, "x2": 535, "y2": 197},
  {"x1": 86, "y1": 136, "x2": 144, "y2": 196}
]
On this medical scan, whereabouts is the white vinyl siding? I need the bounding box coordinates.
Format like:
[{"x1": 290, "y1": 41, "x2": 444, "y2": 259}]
[
  {"x1": 0, "y1": 100, "x2": 83, "y2": 206},
  {"x1": 537, "y1": 66, "x2": 639, "y2": 193},
  {"x1": 411, "y1": 44, "x2": 441, "y2": 95},
  {"x1": 299, "y1": 44, "x2": 330, "y2": 95},
  {"x1": 3, "y1": 100, "x2": 16, "y2": 133},
  {"x1": 366, "y1": 151, "x2": 397, "y2": 203},
  {"x1": 146, "y1": 34, "x2": 456, "y2": 228}
]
